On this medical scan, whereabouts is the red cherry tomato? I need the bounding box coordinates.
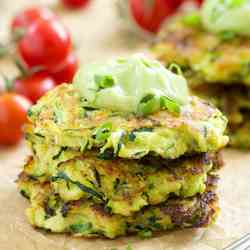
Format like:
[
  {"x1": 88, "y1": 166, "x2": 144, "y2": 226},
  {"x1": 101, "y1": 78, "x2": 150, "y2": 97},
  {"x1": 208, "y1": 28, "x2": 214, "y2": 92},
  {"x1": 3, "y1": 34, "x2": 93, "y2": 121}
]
[
  {"x1": 195, "y1": 0, "x2": 203, "y2": 6},
  {"x1": 50, "y1": 52, "x2": 79, "y2": 84},
  {"x1": 129, "y1": 0, "x2": 183, "y2": 33},
  {"x1": 0, "y1": 93, "x2": 31, "y2": 145},
  {"x1": 18, "y1": 19, "x2": 72, "y2": 69},
  {"x1": 14, "y1": 72, "x2": 56, "y2": 103},
  {"x1": 11, "y1": 6, "x2": 55, "y2": 31},
  {"x1": 62, "y1": 0, "x2": 90, "y2": 9}
]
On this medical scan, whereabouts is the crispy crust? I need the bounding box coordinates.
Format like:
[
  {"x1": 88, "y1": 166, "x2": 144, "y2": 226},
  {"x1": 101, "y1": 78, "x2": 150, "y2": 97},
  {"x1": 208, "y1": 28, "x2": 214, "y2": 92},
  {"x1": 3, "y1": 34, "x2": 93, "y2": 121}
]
[
  {"x1": 17, "y1": 175, "x2": 219, "y2": 239},
  {"x1": 192, "y1": 84, "x2": 250, "y2": 148},
  {"x1": 25, "y1": 84, "x2": 228, "y2": 160},
  {"x1": 18, "y1": 151, "x2": 220, "y2": 216}
]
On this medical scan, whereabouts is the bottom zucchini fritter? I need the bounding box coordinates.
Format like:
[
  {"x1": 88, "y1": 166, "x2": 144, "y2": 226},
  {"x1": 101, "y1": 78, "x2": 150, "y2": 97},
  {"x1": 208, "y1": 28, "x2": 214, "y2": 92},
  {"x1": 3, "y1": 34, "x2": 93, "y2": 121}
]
[
  {"x1": 20, "y1": 151, "x2": 221, "y2": 216},
  {"x1": 17, "y1": 175, "x2": 219, "y2": 239}
]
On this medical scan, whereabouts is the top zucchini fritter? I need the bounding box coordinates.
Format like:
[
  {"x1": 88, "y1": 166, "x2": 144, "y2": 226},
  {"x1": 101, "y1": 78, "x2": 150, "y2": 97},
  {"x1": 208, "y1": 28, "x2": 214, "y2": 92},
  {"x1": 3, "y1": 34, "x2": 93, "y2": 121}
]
[
  {"x1": 152, "y1": 13, "x2": 250, "y2": 86},
  {"x1": 26, "y1": 84, "x2": 228, "y2": 160}
]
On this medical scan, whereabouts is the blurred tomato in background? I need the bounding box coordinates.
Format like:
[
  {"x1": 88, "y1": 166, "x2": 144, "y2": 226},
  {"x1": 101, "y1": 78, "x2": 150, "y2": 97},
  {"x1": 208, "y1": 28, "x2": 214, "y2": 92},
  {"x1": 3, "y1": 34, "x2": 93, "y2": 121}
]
[
  {"x1": 50, "y1": 52, "x2": 79, "y2": 84},
  {"x1": 0, "y1": 93, "x2": 31, "y2": 145},
  {"x1": 62, "y1": 0, "x2": 90, "y2": 9},
  {"x1": 18, "y1": 18, "x2": 72, "y2": 69},
  {"x1": 129, "y1": 0, "x2": 183, "y2": 33},
  {"x1": 195, "y1": 0, "x2": 203, "y2": 6},
  {"x1": 14, "y1": 72, "x2": 56, "y2": 103},
  {"x1": 11, "y1": 6, "x2": 56, "y2": 32},
  {"x1": 118, "y1": 0, "x2": 203, "y2": 34},
  {"x1": 0, "y1": 4, "x2": 81, "y2": 145},
  {"x1": 14, "y1": 6, "x2": 78, "y2": 89}
]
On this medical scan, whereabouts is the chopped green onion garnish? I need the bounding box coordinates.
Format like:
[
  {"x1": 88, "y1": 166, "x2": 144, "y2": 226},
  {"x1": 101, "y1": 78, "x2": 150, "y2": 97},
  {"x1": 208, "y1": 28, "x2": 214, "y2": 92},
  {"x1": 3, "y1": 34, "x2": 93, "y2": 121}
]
[
  {"x1": 160, "y1": 96, "x2": 181, "y2": 113},
  {"x1": 94, "y1": 74, "x2": 115, "y2": 89},
  {"x1": 137, "y1": 94, "x2": 160, "y2": 116},
  {"x1": 182, "y1": 13, "x2": 201, "y2": 27},
  {"x1": 168, "y1": 63, "x2": 183, "y2": 76},
  {"x1": 95, "y1": 123, "x2": 112, "y2": 141},
  {"x1": 138, "y1": 93, "x2": 181, "y2": 116}
]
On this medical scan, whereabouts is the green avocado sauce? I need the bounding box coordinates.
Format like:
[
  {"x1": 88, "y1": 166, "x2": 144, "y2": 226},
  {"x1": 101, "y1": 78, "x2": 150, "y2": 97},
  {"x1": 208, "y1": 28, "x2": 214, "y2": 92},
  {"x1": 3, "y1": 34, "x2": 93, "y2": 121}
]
[
  {"x1": 202, "y1": 0, "x2": 250, "y2": 36},
  {"x1": 73, "y1": 54, "x2": 189, "y2": 115}
]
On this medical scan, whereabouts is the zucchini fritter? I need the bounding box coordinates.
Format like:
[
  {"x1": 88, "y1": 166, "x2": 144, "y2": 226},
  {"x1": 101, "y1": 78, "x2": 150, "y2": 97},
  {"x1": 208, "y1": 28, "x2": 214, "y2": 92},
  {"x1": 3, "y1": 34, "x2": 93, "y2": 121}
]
[
  {"x1": 192, "y1": 84, "x2": 250, "y2": 148},
  {"x1": 152, "y1": 12, "x2": 250, "y2": 148},
  {"x1": 152, "y1": 13, "x2": 250, "y2": 87},
  {"x1": 17, "y1": 175, "x2": 219, "y2": 239},
  {"x1": 19, "y1": 151, "x2": 222, "y2": 216},
  {"x1": 16, "y1": 51, "x2": 229, "y2": 239},
  {"x1": 192, "y1": 84, "x2": 250, "y2": 126},
  {"x1": 228, "y1": 121, "x2": 250, "y2": 149},
  {"x1": 26, "y1": 84, "x2": 228, "y2": 160}
]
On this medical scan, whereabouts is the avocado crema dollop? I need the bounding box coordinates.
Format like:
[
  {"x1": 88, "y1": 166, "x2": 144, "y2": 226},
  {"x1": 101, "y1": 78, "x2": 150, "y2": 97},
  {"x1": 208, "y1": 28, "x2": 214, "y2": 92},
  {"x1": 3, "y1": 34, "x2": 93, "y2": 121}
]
[
  {"x1": 73, "y1": 54, "x2": 189, "y2": 115},
  {"x1": 202, "y1": 0, "x2": 250, "y2": 36}
]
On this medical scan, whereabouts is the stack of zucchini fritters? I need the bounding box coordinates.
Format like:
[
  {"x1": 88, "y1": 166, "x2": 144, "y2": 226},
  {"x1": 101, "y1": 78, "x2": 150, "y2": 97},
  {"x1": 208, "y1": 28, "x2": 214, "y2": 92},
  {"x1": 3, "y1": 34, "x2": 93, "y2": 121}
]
[
  {"x1": 17, "y1": 81, "x2": 228, "y2": 238},
  {"x1": 152, "y1": 12, "x2": 250, "y2": 148}
]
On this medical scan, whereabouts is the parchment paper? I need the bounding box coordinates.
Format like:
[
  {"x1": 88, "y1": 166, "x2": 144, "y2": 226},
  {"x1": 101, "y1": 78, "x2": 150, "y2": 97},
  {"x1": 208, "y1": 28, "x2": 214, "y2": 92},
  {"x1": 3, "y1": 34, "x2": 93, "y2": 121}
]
[{"x1": 0, "y1": 1, "x2": 250, "y2": 249}]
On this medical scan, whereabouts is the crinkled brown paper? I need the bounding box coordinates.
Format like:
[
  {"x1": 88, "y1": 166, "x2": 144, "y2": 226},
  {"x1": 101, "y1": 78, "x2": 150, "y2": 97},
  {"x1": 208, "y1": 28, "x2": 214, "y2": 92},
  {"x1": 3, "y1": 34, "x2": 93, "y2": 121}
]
[{"x1": 0, "y1": 1, "x2": 250, "y2": 249}]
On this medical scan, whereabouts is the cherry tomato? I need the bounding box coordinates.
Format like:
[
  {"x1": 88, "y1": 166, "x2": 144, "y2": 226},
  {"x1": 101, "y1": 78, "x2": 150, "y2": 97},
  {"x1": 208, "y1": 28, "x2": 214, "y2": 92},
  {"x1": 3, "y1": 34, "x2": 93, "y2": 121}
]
[
  {"x1": 18, "y1": 19, "x2": 72, "y2": 69},
  {"x1": 50, "y1": 52, "x2": 78, "y2": 84},
  {"x1": 0, "y1": 93, "x2": 31, "y2": 145},
  {"x1": 129, "y1": 0, "x2": 183, "y2": 33},
  {"x1": 62, "y1": 0, "x2": 90, "y2": 9},
  {"x1": 14, "y1": 72, "x2": 56, "y2": 103},
  {"x1": 11, "y1": 6, "x2": 55, "y2": 31},
  {"x1": 195, "y1": 0, "x2": 203, "y2": 6}
]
